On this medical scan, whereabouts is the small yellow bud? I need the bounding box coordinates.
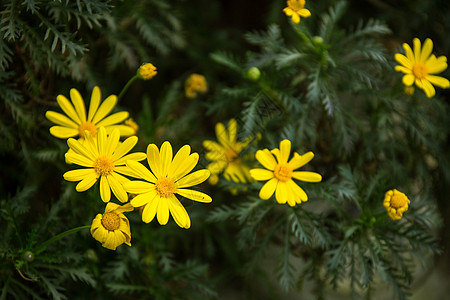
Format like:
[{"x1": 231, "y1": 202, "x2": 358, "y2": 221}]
[
  {"x1": 138, "y1": 63, "x2": 157, "y2": 80},
  {"x1": 247, "y1": 67, "x2": 261, "y2": 81}
]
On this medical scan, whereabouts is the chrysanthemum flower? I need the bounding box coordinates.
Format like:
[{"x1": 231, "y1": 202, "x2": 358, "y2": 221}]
[
  {"x1": 138, "y1": 63, "x2": 157, "y2": 80},
  {"x1": 45, "y1": 86, "x2": 135, "y2": 139},
  {"x1": 203, "y1": 119, "x2": 253, "y2": 184},
  {"x1": 63, "y1": 127, "x2": 146, "y2": 203},
  {"x1": 383, "y1": 189, "x2": 410, "y2": 220},
  {"x1": 90, "y1": 202, "x2": 133, "y2": 250},
  {"x1": 185, "y1": 73, "x2": 208, "y2": 98},
  {"x1": 123, "y1": 141, "x2": 211, "y2": 229},
  {"x1": 250, "y1": 139, "x2": 322, "y2": 206},
  {"x1": 283, "y1": 0, "x2": 311, "y2": 24},
  {"x1": 395, "y1": 38, "x2": 449, "y2": 98}
]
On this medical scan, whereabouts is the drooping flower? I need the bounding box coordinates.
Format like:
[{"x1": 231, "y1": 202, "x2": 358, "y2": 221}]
[
  {"x1": 203, "y1": 119, "x2": 254, "y2": 184},
  {"x1": 63, "y1": 127, "x2": 146, "y2": 203},
  {"x1": 138, "y1": 63, "x2": 157, "y2": 80},
  {"x1": 45, "y1": 86, "x2": 135, "y2": 139},
  {"x1": 395, "y1": 38, "x2": 449, "y2": 98},
  {"x1": 383, "y1": 189, "x2": 410, "y2": 220},
  {"x1": 283, "y1": 0, "x2": 311, "y2": 24},
  {"x1": 90, "y1": 202, "x2": 133, "y2": 250},
  {"x1": 250, "y1": 139, "x2": 322, "y2": 206},
  {"x1": 123, "y1": 141, "x2": 211, "y2": 229},
  {"x1": 185, "y1": 73, "x2": 208, "y2": 98}
]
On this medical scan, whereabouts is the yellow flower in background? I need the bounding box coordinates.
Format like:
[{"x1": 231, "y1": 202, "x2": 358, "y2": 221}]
[
  {"x1": 283, "y1": 0, "x2": 311, "y2": 24},
  {"x1": 63, "y1": 127, "x2": 146, "y2": 203},
  {"x1": 124, "y1": 118, "x2": 139, "y2": 135},
  {"x1": 90, "y1": 202, "x2": 133, "y2": 250},
  {"x1": 45, "y1": 86, "x2": 135, "y2": 139},
  {"x1": 383, "y1": 189, "x2": 410, "y2": 220},
  {"x1": 185, "y1": 73, "x2": 208, "y2": 98},
  {"x1": 250, "y1": 139, "x2": 322, "y2": 206},
  {"x1": 395, "y1": 38, "x2": 449, "y2": 98},
  {"x1": 203, "y1": 119, "x2": 253, "y2": 184},
  {"x1": 123, "y1": 141, "x2": 211, "y2": 229},
  {"x1": 138, "y1": 63, "x2": 157, "y2": 80}
]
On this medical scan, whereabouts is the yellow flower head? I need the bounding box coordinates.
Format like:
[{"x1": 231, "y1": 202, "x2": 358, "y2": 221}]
[
  {"x1": 283, "y1": 0, "x2": 311, "y2": 24},
  {"x1": 124, "y1": 118, "x2": 139, "y2": 135},
  {"x1": 395, "y1": 38, "x2": 449, "y2": 98},
  {"x1": 90, "y1": 202, "x2": 133, "y2": 250},
  {"x1": 250, "y1": 139, "x2": 322, "y2": 207},
  {"x1": 138, "y1": 63, "x2": 157, "y2": 80},
  {"x1": 63, "y1": 127, "x2": 146, "y2": 203},
  {"x1": 46, "y1": 86, "x2": 135, "y2": 140},
  {"x1": 185, "y1": 73, "x2": 208, "y2": 98},
  {"x1": 383, "y1": 189, "x2": 410, "y2": 220},
  {"x1": 203, "y1": 119, "x2": 254, "y2": 184},
  {"x1": 123, "y1": 141, "x2": 212, "y2": 229}
]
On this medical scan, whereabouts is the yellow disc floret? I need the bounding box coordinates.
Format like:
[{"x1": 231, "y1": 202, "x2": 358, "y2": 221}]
[
  {"x1": 155, "y1": 177, "x2": 177, "y2": 198},
  {"x1": 383, "y1": 189, "x2": 410, "y2": 220},
  {"x1": 79, "y1": 122, "x2": 97, "y2": 138},
  {"x1": 273, "y1": 164, "x2": 293, "y2": 182},
  {"x1": 101, "y1": 212, "x2": 120, "y2": 231},
  {"x1": 94, "y1": 156, "x2": 115, "y2": 176},
  {"x1": 412, "y1": 63, "x2": 428, "y2": 79}
]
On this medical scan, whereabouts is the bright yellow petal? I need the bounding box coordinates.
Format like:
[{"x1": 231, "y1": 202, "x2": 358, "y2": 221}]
[
  {"x1": 142, "y1": 195, "x2": 159, "y2": 223},
  {"x1": 159, "y1": 141, "x2": 173, "y2": 176},
  {"x1": 84, "y1": 131, "x2": 99, "y2": 157},
  {"x1": 108, "y1": 174, "x2": 128, "y2": 203},
  {"x1": 104, "y1": 128, "x2": 120, "y2": 157},
  {"x1": 394, "y1": 53, "x2": 412, "y2": 69},
  {"x1": 97, "y1": 126, "x2": 107, "y2": 155},
  {"x1": 228, "y1": 119, "x2": 238, "y2": 144},
  {"x1": 172, "y1": 153, "x2": 199, "y2": 181},
  {"x1": 298, "y1": 8, "x2": 311, "y2": 18},
  {"x1": 177, "y1": 189, "x2": 212, "y2": 203},
  {"x1": 256, "y1": 149, "x2": 277, "y2": 170},
  {"x1": 91, "y1": 223, "x2": 108, "y2": 243},
  {"x1": 114, "y1": 165, "x2": 140, "y2": 178},
  {"x1": 67, "y1": 138, "x2": 96, "y2": 161},
  {"x1": 287, "y1": 179, "x2": 308, "y2": 202},
  {"x1": 130, "y1": 191, "x2": 156, "y2": 207},
  {"x1": 124, "y1": 181, "x2": 156, "y2": 194},
  {"x1": 49, "y1": 126, "x2": 79, "y2": 139},
  {"x1": 126, "y1": 160, "x2": 157, "y2": 182},
  {"x1": 56, "y1": 94, "x2": 81, "y2": 124},
  {"x1": 426, "y1": 75, "x2": 450, "y2": 89},
  {"x1": 250, "y1": 168, "x2": 274, "y2": 181},
  {"x1": 65, "y1": 152, "x2": 94, "y2": 167},
  {"x1": 147, "y1": 144, "x2": 162, "y2": 178},
  {"x1": 413, "y1": 38, "x2": 421, "y2": 63},
  {"x1": 106, "y1": 125, "x2": 135, "y2": 137},
  {"x1": 288, "y1": 152, "x2": 314, "y2": 170},
  {"x1": 176, "y1": 169, "x2": 210, "y2": 188},
  {"x1": 70, "y1": 88, "x2": 87, "y2": 123},
  {"x1": 402, "y1": 74, "x2": 415, "y2": 86},
  {"x1": 100, "y1": 175, "x2": 111, "y2": 202},
  {"x1": 168, "y1": 196, "x2": 191, "y2": 229},
  {"x1": 111, "y1": 136, "x2": 138, "y2": 161},
  {"x1": 75, "y1": 174, "x2": 98, "y2": 191},
  {"x1": 291, "y1": 13, "x2": 300, "y2": 24},
  {"x1": 417, "y1": 79, "x2": 435, "y2": 98},
  {"x1": 87, "y1": 86, "x2": 101, "y2": 122},
  {"x1": 157, "y1": 198, "x2": 170, "y2": 225},
  {"x1": 114, "y1": 152, "x2": 147, "y2": 166},
  {"x1": 259, "y1": 177, "x2": 278, "y2": 200},
  {"x1": 45, "y1": 111, "x2": 79, "y2": 128},
  {"x1": 275, "y1": 181, "x2": 289, "y2": 205},
  {"x1": 426, "y1": 57, "x2": 447, "y2": 74},
  {"x1": 402, "y1": 42, "x2": 415, "y2": 63},
  {"x1": 279, "y1": 140, "x2": 291, "y2": 164},
  {"x1": 420, "y1": 38, "x2": 433, "y2": 62},
  {"x1": 394, "y1": 66, "x2": 412, "y2": 74},
  {"x1": 96, "y1": 111, "x2": 129, "y2": 128},
  {"x1": 292, "y1": 171, "x2": 322, "y2": 182},
  {"x1": 168, "y1": 145, "x2": 191, "y2": 178},
  {"x1": 283, "y1": 7, "x2": 294, "y2": 16},
  {"x1": 92, "y1": 95, "x2": 117, "y2": 124},
  {"x1": 63, "y1": 168, "x2": 96, "y2": 181},
  {"x1": 215, "y1": 122, "x2": 230, "y2": 147}
]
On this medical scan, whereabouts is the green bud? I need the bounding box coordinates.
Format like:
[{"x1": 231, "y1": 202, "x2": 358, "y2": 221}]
[
  {"x1": 85, "y1": 249, "x2": 98, "y2": 262},
  {"x1": 23, "y1": 251, "x2": 34, "y2": 262},
  {"x1": 247, "y1": 67, "x2": 261, "y2": 81},
  {"x1": 312, "y1": 36, "x2": 324, "y2": 45}
]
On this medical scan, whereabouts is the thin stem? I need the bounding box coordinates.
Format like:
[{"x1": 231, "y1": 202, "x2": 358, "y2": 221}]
[
  {"x1": 34, "y1": 225, "x2": 90, "y2": 254},
  {"x1": 117, "y1": 75, "x2": 139, "y2": 102}
]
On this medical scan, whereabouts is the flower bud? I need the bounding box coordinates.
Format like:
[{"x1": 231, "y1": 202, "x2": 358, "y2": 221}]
[{"x1": 247, "y1": 67, "x2": 261, "y2": 81}]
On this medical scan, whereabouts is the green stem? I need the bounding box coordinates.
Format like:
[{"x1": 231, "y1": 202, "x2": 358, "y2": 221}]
[
  {"x1": 34, "y1": 225, "x2": 90, "y2": 254},
  {"x1": 117, "y1": 75, "x2": 139, "y2": 101}
]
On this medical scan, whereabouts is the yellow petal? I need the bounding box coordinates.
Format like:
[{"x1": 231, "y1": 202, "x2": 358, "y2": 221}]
[
  {"x1": 275, "y1": 181, "x2": 289, "y2": 204},
  {"x1": 298, "y1": 9, "x2": 311, "y2": 18},
  {"x1": 75, "y1": 174, "x2": 98, "y2": 191},
  {"x1": 203, "y1": 140, "x2": 224, "y2": 152},
  {"x1": 114, "y1": 165, "x2": 140, "y2": 178},
  {"x1": 168, "y1": 145, "x2": 191, "y2": 178},
  {"x1": 426, "y1": 75, "x2": 450, "y2": 89},
  {"x1": 63, "y1": 168, "x2": 96, "y2": 181},
  {"x1": 114, "y1": 153, "x2": 147, "y2": 166},
  {"x1": 292, "y1": 13, "x2": 300, "y2": 24},
  {"x1": 283, "y1": 7, "x2": 294, "y2": 16},
  {"x1": 215, "y1": 122, "x2": 229, "y2": 147},
  {"x1": 126, "y1": 160, "x2": 157, "y2": 182},
  {"x1": 56, "y1": 94, "x2": 81, "y2": 124},
  {"x1": 279, "y1": 139, "x2": 291, "y2": 164},
  {"x1": 96, "y1": 111, "x2": 129, "y2": 128},
  {"x1": 106, "y1": 125, "x2": 136, "y2": 137},
  {"x1": 168, "y1": 196, "x2": 191, "y2": 229},
  {"x1": 108, "y1": 173, "x2": 128, "y2": 202},
  {"x1": 87, "y1": 86, "x2": 101, "y2": 122},
  {"x1": 70, "y1": 88, "x2": 87, "y2": 123},
  {"x1": 402, "y1": 42, "x2": 415, "y2": 63},
  {"x1": 104, "y1": 129, "x2": 120, "y2": 157},
  {"x1": 124, "y1": 181, "x2": 156, "y2": 194},
  {"x1": 426, "y1": 59, "x2": 447, "y2": 74},
  {"x1": 142, "y1": 195, "x2": 159, "y2": 223},
  {"x1": 147, "y1": 144, "x2": 162, "y2": 178},
  {"x1": 292, "y1": 171, "x2": 322, "y2": 182},
  {"x1": 45, "y1": 111, "x2": 79, "y2": 128},
  {"x1": 176, "y1": 169, "x2": 210, "y2": 188},
  {"x1": 100, "y1": 175, "x2": 111, "y2": 202},
  {"x1": 287, "y1": 180, "x2": 308, "y2": 202},
  {"x1": 65, "y1": 152, "x2": 94, "y2": 167},
  {"x1": 259, "y1": 177, "x2": 278, "y2": 200},
  {"x1": 67, "y1": 138, "x2": 96, "y2": 161},
  {"x1": 394, "y1": 66, "x2": 412, "y2": 74},
  {"x1": 420, "y1": 38, "x2": 433, "y2": 62},
  {"x1": 250, "y1": 168, "x2": 274, "y2": 181},
  {"x1": 112, "y1": 136, "x2": 138, "y2": 161},
  {"x1": 402, "y1": 74, "x2": 415, "y2": 86},
  {"x1": 97, "y1": 126, "x2": 107, "y2": 155},
  {"x1": 255, "y1": 149, "x2": 277, "y2": 170},
  {"x1": 159, "y1": 141, "x2": 173, "y2": 176},
  {"x1": 157, "y1": 198, "x2": 170, "y2": 225},
  {"x1": 288, "y1": 152, "x2": 314, "y2": 170},
  {"x1": 394, "y1": 53, "x2": 412, "y2": 69},
  {"x1": 172, "y1": 153, "x2": 199, "y2": 181},
  {"x1": 228, "y1": 119, "x2": 237, "y2": 144},
  {"x1": 177, "y1": 188, "x2": 212, "y2": 203},
  {"x1": 49, "y1": 126, "x2": 79, "y2": 139},
  {"x1": 413, "y1": 38, "x2": 421, "y2": 63},
  {"x1": 92, "y1": 95, "x2": 117, "y2": 124},
  {"x1": 206, "y1": 161, "x2": 227, "y2": 174},
  {"x1": 417, "y1": 79, "x2": 435, "y2": 98}
]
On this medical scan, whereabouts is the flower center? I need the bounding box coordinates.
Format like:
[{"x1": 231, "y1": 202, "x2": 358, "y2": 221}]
[
  {"x1": 155, "y1": 177, "x2": 177, "y2": 198},
  {"x1": 289, "y1": 0, "x2": 305, "y2": 11},
  {"x1": 273, "y1": 164, "x2": 293, "y2": 182},
  {"x1": 79, "y1": 121, "x2": 97, "y2": 138},
  {"x1": 101, "y1": 212, "x2": 120, "y2": 231},
  {"x1": 94, "y1": 156, "x2": 115, "y2": 176},
  {"x1": 412, "y1": 63, "x2": 428, "y2": 79},
  {"x1": 225, "y1": 148, "x2": 239, "y2": 164},
  {"x1": 390, "y1": 194, "x2": 408, "y2": 209}
]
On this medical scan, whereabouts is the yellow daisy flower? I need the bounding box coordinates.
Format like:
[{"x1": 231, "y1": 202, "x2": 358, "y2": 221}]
[
  {"x1": 250, "y1": 139, "x2": 322, "y2": 206},
  {"x1": 283, "y1": 0, "x2": 311, "y2": 24},
  {"x1": 383, "y1": 189, "x2": 410, "y2": 220},
  {"x1": 395, "y1": 38, "x2": 449, "y2": 98},
  {"x1": 203, "y1": 119, "x2": 253, "y2": 184},
  {"x1": 123, "y1": 141, "x2": 211, "y2": 229},
  {"x1": 63, "y1": 127, "x2": 146, "y2": 203},
  {"x1": 185, "y1": 73, "x2": 208, "y2": 98},
  {"x1": 90, "y1": 202, "x2": 133, "y2": 250},
  {"x1": 45, "y1": 86, "x2": 135, "y2": 139}
]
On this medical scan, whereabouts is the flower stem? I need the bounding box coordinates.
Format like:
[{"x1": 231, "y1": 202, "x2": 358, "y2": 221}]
[
  {"x1": 118, "y1": 75, "x2": 139, "y2": 102},
  {"x1": 34, "y1": 225, "x2": 90, "y2": 254}
]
